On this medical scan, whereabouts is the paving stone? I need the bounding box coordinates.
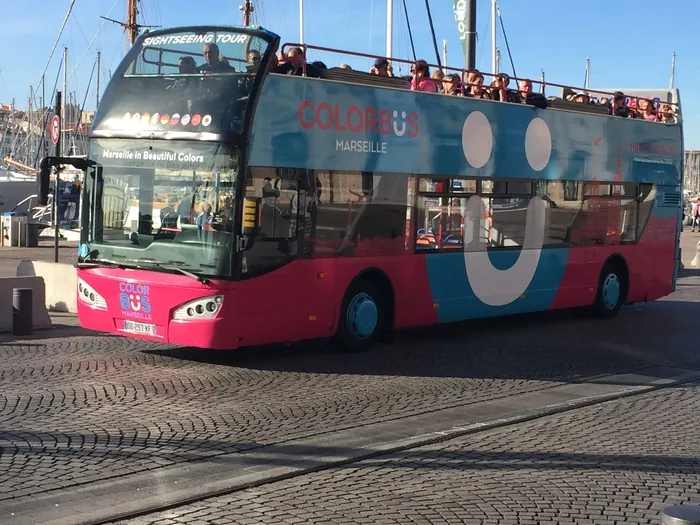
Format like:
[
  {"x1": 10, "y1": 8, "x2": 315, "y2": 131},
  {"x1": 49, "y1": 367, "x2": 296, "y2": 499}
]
[{"x1": 5, "y1": 275, "x2": 700, "y2": 522}]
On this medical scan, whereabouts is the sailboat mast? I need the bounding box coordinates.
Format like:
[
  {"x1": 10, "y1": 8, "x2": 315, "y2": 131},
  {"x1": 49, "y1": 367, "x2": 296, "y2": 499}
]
[
  {"x1": 127, "y1": 0, "x2": 139, "y2": 45},
  {"x1": 299, "y1": 0, "x2": 304, "y2": 44},
  {"x1": 96, "y1": 51, "x2": 101, "y2": 108},
  {"x1": 62, "y1": 47, "x2": 68, "y2": 157},
  {"x1": 241, "y1": 0, "x2": 253, "y2": 26},
  {"x1": 491, "y1": 0, "x2": 497, "y2": 74},
  {"x1": 386, "y1": 0, "x2": 392, "y2": 58},
  {"x1": 669, "y1": 52, "x2": 676, "y2": 90}
]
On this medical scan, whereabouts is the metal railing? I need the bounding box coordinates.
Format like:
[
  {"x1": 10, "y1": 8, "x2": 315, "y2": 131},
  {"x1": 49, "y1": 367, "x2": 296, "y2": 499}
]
[{"x1": 279, "y1": 42, "x2": 680, "y2": 118}]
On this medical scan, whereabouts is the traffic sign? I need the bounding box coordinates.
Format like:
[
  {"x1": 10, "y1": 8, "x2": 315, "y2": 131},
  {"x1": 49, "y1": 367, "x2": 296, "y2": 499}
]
[{"x1": 50, "y1": 115, "x2": 60, "y2": 145}]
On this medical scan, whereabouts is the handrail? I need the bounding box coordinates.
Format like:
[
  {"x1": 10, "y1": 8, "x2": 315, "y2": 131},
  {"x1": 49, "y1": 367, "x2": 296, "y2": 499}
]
[
  {"x1": 140, "y1": 45, "x2": 245, "y2": 74},
  {"x1": 280, "y1": 42, "x2": 680, "y2": 110}
]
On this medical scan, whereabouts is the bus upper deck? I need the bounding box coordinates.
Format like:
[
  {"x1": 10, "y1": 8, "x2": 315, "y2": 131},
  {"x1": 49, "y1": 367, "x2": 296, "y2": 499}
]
[{"x1": 89, "y1": 25, "x2": 681, "y2": 146}]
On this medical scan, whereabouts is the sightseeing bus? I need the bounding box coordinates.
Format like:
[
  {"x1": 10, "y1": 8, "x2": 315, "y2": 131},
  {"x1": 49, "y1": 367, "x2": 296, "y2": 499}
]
[{"x1": 37, "y1": 26, "x2": 684, "y2": 351}]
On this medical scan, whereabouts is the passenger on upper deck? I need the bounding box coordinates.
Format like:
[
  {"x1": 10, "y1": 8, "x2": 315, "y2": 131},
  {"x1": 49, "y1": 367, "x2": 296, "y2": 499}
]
[
  {"x1": 247, "y1": 49, "x2": 262, "y2": 71},
  {"x1": 442, "y1": 74, "x2": 462, "y2": 96},
  {"x1": 409, "y1": 60, "x2": 438, "y2": 93},
  {"x1": 611, "y1": 91, "x2": 631, "y2": 118},
  {"x1": 272, "y1": 47, "x2": 321, "y2": 78},
  {"x1": 639, "y1": 99, "x2": 658, "y2": 122},
  {"x1": 659, "y1": 103, "x2": 677, "y2": 124},
  {"x1": 370, "y1": 58, "x2": 393, "y2": 77},
  {"x1": 518, "y1": 79, "x2": 532, "y2": 103},
  {"x1": 489, "y1": 76, "x2": 506, "y2": 102},
  {"x1": 467, "y1": 72, "x2": 490, "y2": 99},
  {"x1": 178, "y1": 56, "x2": 197, "y2": 74},
  {"x1": 197, "y1": 43, "x2": 236, "y2": 73},
  {"x1": 432, "y1": 70, "x2": 445, "y2": 93}
]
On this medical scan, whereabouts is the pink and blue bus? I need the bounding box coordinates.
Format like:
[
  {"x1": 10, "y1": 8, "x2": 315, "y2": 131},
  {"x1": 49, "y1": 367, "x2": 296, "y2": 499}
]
[{"x1": 37, "y1": 26, "x2": 684, "y2": 351}]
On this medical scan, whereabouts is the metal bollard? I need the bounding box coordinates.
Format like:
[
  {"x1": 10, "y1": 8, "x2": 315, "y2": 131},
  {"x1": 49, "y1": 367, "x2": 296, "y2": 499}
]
[
  {"x1": 662, "y1": 505, "x2": 700, "y2": 524},
  {"x1": 691, "y1": 241, "x2": 700, "y2": 268},
  {"x1": 12, "y1": 288, "x2": 33, "y2": 336}
]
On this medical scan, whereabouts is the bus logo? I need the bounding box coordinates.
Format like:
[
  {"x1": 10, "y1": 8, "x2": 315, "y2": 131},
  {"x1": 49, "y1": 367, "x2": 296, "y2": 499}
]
[
  {"x1": 297, "y1": 101, "x2": 419, "y2": 138},
  {"x1": 119, "y1": 282, "x2": 152, "y2": 318}
]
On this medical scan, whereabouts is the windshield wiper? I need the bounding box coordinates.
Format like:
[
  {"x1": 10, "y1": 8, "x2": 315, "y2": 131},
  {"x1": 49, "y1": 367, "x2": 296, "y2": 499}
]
[
  {"x1": 77, "y1": 260, "x2": 129, "y2": 269},
  {"x1": 141, "y1": 260, "x2": 210, "y2": 284}
]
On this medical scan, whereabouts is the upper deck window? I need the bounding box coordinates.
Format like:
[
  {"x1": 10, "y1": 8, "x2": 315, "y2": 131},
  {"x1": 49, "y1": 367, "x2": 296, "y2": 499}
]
[
  {"x1": 91, "y1": 29, "x2": 274, "y2": 139},
  {"x1": 127, "y1": 30, "x2": 269, "y2": 77}
]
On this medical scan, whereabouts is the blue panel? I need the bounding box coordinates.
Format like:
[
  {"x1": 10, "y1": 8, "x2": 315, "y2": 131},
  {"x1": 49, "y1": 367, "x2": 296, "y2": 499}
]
[
  {"x1": 424, "y1": 248, "x2": 570, "y2": 322},
  {"x1": 249, "y1": 75, "x2": 683, "y2": 185}
]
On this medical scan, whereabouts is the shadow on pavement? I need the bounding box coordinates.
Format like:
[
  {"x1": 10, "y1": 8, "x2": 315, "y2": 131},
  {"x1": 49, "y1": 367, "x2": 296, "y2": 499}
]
[{"x1": 143, "y1": 296, "x2": 700, "y2": 385}]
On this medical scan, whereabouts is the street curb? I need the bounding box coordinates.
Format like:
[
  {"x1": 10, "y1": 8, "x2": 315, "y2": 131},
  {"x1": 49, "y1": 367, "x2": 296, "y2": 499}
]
[{"x1": 69, "y1": 368, "x2": 700, "y2": 525}]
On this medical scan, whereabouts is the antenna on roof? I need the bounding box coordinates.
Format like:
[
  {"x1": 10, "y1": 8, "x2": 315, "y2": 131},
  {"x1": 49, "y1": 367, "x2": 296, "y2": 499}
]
[
  {"x1": 669, "y1": 52, "x2": 676, "y2": 90},
  {"x1": 584, "y1": 56, "x2": 590, "y2": 90}
]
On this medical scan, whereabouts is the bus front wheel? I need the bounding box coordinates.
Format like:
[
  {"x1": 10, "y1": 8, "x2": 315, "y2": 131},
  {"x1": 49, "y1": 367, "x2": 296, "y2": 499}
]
[
  {"x1": 593, "y1": 261, "x2": 628, "y2": 318},
  {"x1": 335, "y1": 280, "x2": 387, "y2": 352}
]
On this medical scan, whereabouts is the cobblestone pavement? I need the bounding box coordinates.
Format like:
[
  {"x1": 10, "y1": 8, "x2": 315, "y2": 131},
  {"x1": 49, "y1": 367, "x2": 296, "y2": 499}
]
[
  {"x1": 2, "y1": 268, "x2": 700, "y2": 507},
  {"x1": 113, "y1": 382, "x2": 700, "y2": 525}
]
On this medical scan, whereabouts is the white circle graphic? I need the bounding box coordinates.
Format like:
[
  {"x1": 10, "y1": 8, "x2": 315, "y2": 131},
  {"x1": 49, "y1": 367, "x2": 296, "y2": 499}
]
[
  {"x1": 462, "y1": 111, "x2": 493, "y2": 169},
  {"x1": 525, "y1": 117, "x2": 552, "y2": 171}
]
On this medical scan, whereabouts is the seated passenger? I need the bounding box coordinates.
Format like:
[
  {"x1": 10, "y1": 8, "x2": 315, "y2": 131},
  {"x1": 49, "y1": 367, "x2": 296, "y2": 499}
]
[
  {"x1": 340, "y1": 64, "x2": 352, "y2": 70},
  {"x1": 442, "y1": 74, "x2": 462, "y2": 96},
  {"x1": 639, "y1": 99, "x2": 659, "y2": 122},
  {"x1": 612, "y1": 91, "x2": 631, "y2": 118},
  {"x1": 518, "y1": 78, "x2": 532, "y2": 102},
  {"x1": 198, "y1": 43, "x2": 236, "y2": 73},
  {"x1": 247, "y1": 50, "x2": 261, "y2": 67},
  {"x1": 432, "y1": 70, "x2": 445, "y2": 93},
  {"x1": 469, "y1": 73, "x2": 490, "y2": 99},
  {"x1": 179, "y1": 56, "x2": 197, "y2": 74},
  {"x1": 659, "y1": 103, "x2": 677, "y2": 123},
  {"x1": 195, "y1": 201, "x2": 214, "y2": 229},
  {"x1": 409, "y1": 60, "x2": 438, "y2": 93},
  {"x1": 489, "y1": 78, "x2": 506, "y2": 101},
  {"x1": 272, "y1": 47, "x2": 321, "y2": 78},
  {"x1": 370, "y1": 58, "x2": 393, "y2": 77}
]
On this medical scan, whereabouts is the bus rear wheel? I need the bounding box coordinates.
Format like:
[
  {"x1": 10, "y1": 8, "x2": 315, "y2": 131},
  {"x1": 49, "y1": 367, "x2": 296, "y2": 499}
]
[
  {"x1": 593, "y1": 261, "x2": 627, "y2": 318},
  {"x1": 335, "y1": 280, "x2": 386, "y2": 352}
]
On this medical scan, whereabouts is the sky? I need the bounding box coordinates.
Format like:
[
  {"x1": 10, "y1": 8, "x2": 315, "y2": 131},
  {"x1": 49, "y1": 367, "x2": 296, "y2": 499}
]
[{"x1": 1, "y1": 0, "x2": 698, "y2": 146}]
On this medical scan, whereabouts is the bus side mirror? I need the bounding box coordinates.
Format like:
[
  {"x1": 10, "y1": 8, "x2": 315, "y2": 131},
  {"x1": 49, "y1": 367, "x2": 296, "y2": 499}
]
[
  {"x1": 37, "y1": 157, "x2": 52, "y2": 206},
  {"x1": 241, "y1": 197, "x2": 261, "y2": 249}
]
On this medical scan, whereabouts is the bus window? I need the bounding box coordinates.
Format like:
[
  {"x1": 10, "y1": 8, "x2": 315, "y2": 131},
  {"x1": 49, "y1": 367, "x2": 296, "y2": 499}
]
[
  {"x1": 312, "y1": 170, "x2": 412, "y2": 258},
  {"x1": 91, "y1": 29, "x2": 274, "y2": 140},
  {"x1": 537, "y1": 180, "x2": 583, "y2": 246},
  {"x1": 84, "y1": 139, "x2": 237, "y2": 278}
]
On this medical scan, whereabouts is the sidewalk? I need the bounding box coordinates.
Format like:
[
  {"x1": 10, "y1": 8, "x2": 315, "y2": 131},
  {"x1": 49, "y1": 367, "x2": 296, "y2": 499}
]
[{"x1": 0, "y1": 239, "x2": 77, "y2": 277}]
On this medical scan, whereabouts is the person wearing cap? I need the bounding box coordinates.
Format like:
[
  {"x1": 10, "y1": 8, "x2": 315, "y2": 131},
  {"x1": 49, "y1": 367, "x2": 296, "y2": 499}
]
[
  {"x1": 612, "y1": 91, "x2": 631, "y2": 118},
  {"x1": 370, "y1": 58, "x2": 393, "y2": 77}
]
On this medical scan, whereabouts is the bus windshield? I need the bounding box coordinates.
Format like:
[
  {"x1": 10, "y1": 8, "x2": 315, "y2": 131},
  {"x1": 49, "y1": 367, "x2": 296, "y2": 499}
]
[
  {"x1": 91, "y1": 28, "x2": 272, "y2": 139},
  {"x1": 81, "y1": 138, "x2": 238, "y2": 278}
]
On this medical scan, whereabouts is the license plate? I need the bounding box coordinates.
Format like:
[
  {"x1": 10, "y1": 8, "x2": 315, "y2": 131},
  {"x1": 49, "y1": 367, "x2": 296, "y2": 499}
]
[{"x1": 123, "y1": 320, "x2": 157, "y2": 336}]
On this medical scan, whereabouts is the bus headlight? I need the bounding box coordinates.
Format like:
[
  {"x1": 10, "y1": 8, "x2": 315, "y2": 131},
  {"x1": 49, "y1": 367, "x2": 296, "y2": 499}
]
[
  {"x1": 173, "y1": 295, "x2": 224, "y2": 320},
  {"x1": 77, "y1": 278, "x2": 107, "y2": 309}
]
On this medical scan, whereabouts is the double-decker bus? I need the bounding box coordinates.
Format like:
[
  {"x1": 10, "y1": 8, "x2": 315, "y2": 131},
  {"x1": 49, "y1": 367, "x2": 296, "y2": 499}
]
[{"x1": 37, "y1": 26, "x2": 684, "y2": 351}]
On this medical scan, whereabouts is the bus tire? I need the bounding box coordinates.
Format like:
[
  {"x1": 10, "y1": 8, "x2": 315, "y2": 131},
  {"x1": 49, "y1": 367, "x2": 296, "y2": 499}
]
[
  {"x1": 593, "y1": 260, "x2": 627, "y2": 318},
  {"x1": 335, "y1": 279, "x2": 386, "y2": 352}
]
